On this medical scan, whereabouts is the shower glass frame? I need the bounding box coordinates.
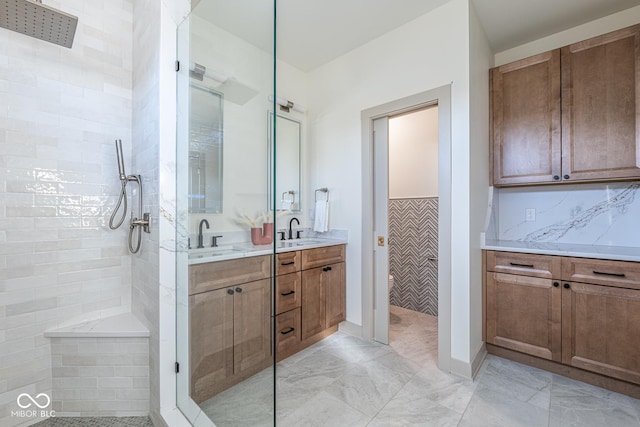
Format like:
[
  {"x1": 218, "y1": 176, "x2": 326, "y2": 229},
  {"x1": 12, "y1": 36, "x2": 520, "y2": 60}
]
[{"x1": 175, "y1": 1, "x2": 277, "y2": 425}]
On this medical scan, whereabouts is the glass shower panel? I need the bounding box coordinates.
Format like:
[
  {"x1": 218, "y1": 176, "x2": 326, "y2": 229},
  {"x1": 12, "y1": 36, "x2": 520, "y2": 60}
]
[{"x1": 176, "y1": 1, "x2": 276, "y2": 425}]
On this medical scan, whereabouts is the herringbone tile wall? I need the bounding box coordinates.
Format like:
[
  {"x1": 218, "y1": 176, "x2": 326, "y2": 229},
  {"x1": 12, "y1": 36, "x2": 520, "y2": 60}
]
[{"x1": 389, "y1": 198, "x2": 438, "y2": 316}]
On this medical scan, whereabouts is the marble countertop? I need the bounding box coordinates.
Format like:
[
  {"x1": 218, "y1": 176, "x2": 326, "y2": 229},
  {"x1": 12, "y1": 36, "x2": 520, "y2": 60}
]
[
  {"x1": 188, "y1": 237, "x2": 348, "y2": 265},
  {"x1": 483, "y1": 239, "x2": 640, "y2": 262}
]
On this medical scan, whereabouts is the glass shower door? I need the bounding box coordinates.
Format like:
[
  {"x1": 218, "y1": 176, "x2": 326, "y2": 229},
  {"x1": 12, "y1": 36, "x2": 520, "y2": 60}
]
[{"x1": 175, "y1": 1, "x2": 276, "y2": 425}]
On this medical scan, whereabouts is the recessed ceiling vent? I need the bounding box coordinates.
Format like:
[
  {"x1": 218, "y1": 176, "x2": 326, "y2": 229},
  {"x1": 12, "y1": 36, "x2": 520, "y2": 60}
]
[{"x1": 0, "y1": 0, "x2": 78, "y2": 48}]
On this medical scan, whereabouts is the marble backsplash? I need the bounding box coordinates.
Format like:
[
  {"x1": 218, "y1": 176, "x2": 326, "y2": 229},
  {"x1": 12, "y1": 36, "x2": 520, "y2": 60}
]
[{"x1": 490, "y1": 181, "x2": 640, "y2": 247}]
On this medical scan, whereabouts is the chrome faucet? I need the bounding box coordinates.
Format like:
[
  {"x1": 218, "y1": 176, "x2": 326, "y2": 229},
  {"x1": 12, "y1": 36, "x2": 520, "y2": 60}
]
[
  {"x1": 288, "y1": 217, "x2": 300, "y2": 240},
  {"x1": 197, "y1": 219, "x2": 209, "y2": 248}
]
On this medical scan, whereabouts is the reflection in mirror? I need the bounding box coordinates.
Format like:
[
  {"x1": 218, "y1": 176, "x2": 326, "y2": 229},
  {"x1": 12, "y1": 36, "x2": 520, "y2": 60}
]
[
  {"x1": 269, "y1": 112, "x2": 301, "y2": 211},
  {"x1": 189, "y1": 84, "x2": 223, "y2": 213}
]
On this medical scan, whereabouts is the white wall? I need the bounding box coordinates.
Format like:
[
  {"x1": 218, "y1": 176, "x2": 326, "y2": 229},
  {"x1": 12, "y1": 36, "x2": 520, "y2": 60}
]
[
  {"x1": 0, "y1": 1, "x2": 134, "y2": 425},
  {"x1": 132, "y1": 0, "x2": 161, "y2": 422},
  {"x1": 389, "y1": 107, "x2": 438, "y2": 199},
  {"x1": 495, "y1": 5, "x2": 640, "y2": 66},
  {"x1": 307, "y1": 0, "x2": 476, "y2": 364},
  {"x1": 468, "y1": 0, "x2": 493, "y2": 372}
]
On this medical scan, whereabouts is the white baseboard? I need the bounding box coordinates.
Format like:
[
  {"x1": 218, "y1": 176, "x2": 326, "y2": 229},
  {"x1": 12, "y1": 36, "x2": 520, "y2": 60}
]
[
  {"x1": 338, "y1": 321, "x2": 363, "y2": 338},
  {"x1": 450, "y1": 343, "x2": 487, "y2": 380},
  {"x1": 471, "y1": 342, "x2": 487, "y2": 379}
]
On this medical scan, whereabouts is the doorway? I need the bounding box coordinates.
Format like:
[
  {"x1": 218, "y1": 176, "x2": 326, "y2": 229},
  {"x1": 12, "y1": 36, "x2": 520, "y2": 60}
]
[{"x1": 361, "y1": 86, "x2": 452, "y2": 372}]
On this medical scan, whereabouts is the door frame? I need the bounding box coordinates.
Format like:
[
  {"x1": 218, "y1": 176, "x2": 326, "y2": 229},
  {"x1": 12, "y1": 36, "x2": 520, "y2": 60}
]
[{"x1": 361, "y1": 85, "x2": 452, "y2": 372}]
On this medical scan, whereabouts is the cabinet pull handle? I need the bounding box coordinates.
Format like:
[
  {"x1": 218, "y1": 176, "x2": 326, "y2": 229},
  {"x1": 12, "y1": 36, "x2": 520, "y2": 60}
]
[
  {"x1": 235, "y1": 287, "x2": 243, "y2": 293},
  {"x1": 327, "y1": 266, "x2": 332, "y2": 271},
  {"x1": 564, "y1": 283, "x2": 570, "y2": 289},
  {"x1": 553, "y1": 175, "x2": 560, "y2": 181},
  {"x1": 280, "y1": 327, "x2": 295, "y2": 335},
  {"x1": 227, "y1": 289, "x2": 234, "y2": 295},
  {"x1": 281, "y1": 261, "x2": 295, "y2": 266},
  {"x1": 593, "y1": 270, "x2": 626, "y2": 278},
  {"x1": 322, "y1": 267, "x2": 328, "y2": 272},
  {"x1": 509, "y1": 262, "x2": 534, "y2": 268},
  {"x1": 563, "y1": 174, "x2": 570, "y2": 180},
  {"x1": 280, "y1": 290, "x2": 295, "y2": 296},
  {"x1": 553, "y1": 282, "x2": 559, "y2": 287}
]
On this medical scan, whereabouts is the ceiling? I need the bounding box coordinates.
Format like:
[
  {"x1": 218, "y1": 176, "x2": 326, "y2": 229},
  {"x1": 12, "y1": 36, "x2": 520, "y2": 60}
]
[{"x1": 194, "y1": 0, "x2": 640, "y2": 72}]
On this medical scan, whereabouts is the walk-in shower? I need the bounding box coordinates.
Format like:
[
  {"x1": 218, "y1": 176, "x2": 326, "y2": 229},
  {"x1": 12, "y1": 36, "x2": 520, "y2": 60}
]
[
  {"x1": 109, "y1": 139, "x2": 150, "y2": 254},
  {"x1": 0, "y1": 0, "x2": 78, "y2": 48}
]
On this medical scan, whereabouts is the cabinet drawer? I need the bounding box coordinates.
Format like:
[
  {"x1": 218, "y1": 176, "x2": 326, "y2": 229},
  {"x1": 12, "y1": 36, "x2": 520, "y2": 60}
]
[
  {"x1": 276, "y1": 308, "x2": 301, "y2": 357},
  {"x1": 301, "y1": 245, "x2": 345, "y2": 270},
  {"x1": 276, "y1": 272, "x2": 302, "y2": 314},
  {"x1": 486, "y1": 251, "x2": 560, "y2": 279},
  {"x1": 562, "y1": 257, "x2": 640, "y2": 290},
  {"x1": 189, "y1": 255, "x2": 271, "y2": 295},
  {"x1": 276, "y1": 251, "x2": 301, "y2": 276}
]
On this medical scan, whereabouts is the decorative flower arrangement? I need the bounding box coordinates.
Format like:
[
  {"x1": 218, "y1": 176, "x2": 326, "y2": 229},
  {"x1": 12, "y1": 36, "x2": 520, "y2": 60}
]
[{"x1": 234, "y1": 210, "x2": 290, "y2": 245}]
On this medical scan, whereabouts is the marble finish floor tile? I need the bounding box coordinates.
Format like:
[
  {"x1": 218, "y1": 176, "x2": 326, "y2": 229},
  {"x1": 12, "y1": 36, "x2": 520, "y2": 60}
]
[
  {"x1": 459, "y1": 384, "x2": 549, "y2": 427},
  {"x1": 196, "y1": 305, "x2": 640, "y2": 427},
  {"x1": 277, "y1": 391, "x2": 371, "y2": 427},
  {"x1": 33, "y1": 418, "x2": 152, "y2": 427}
]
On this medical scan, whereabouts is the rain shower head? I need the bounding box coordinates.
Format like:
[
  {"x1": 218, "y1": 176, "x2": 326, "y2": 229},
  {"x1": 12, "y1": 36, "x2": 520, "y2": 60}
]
[{"x1": 0, "y1": 0, "x2": 78, "y2": 48}]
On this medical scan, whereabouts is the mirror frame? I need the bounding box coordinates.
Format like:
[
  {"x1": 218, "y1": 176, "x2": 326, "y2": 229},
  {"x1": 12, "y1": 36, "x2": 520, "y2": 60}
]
[{"x1": 268, "y1": 111, "x2": 302, "y2": 212}]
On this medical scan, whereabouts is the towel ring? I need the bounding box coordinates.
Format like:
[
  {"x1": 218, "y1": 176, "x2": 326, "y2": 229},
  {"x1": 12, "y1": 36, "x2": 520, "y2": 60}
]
[{"x1": 315, "y1": 188, "x2": 329, "y2": 202}]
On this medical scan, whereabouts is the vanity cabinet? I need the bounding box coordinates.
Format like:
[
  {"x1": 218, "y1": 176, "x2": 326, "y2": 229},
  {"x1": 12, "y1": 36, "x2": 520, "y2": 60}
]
[
  {"x1": 491, "y1": 24, "x2": 640, "y2": 186},
  {"x1": 274, "y1": 245, "x2": 346, "y2": 360},
  {"x1": 484, "y1": 250, "x2": 640, "y2": 391},
  {"x1": 301, "y1": 245, "x2": 346, "y2": 340},
  {"x1": 275, "y1": 252, "x2": 302, "y2": 360},
  {"x1": 189, "y1": 255, "x2": 272, "y2": 403}
]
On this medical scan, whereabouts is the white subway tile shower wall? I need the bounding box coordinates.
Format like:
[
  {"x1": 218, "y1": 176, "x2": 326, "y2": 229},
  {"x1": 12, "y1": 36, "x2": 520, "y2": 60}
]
[
  {"x1": 50, "y1": 337, "x2": 149, "y2": 417},
  {"x1": 131, "y1": 0, "x2": 162, "y2": 421},
  {"x1": 496, "y1": 182, "x2": 640, "y2": 246},
  {"x1": 0, "y1": 1, "x2": 134, "y2": 425}
]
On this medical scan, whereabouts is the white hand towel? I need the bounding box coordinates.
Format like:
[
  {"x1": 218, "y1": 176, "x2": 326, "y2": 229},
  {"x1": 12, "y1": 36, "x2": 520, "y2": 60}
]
[{"x1": 313, "y1": 200, "x2": 329, "y2": 232}]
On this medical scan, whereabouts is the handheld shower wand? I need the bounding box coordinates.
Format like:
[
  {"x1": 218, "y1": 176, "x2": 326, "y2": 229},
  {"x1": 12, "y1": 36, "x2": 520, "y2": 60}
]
[
  {"x1": 109, "y1": 139, "x2": 150, "y2": 253},
  {"x1": 109, "y1": 140, "x2": 129, "y2": 230},
  {"x1": 116, "y1": 139, "x2": 127, "y2": 181}
]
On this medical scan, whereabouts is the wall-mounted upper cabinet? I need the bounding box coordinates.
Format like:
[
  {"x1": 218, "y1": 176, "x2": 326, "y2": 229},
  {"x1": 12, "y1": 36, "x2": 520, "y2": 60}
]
[{"x1": 491, "y1": 24, "x2": 640, "y2": 187}]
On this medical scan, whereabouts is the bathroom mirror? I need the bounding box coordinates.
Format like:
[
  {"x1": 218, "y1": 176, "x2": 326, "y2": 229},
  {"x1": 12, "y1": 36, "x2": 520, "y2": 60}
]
[
  {"x1": 268, "y1": 112, "x2": 301, "y2": 211},
  {"x1": 188, "y1": 84, "x2": 223, "y2": 213}
]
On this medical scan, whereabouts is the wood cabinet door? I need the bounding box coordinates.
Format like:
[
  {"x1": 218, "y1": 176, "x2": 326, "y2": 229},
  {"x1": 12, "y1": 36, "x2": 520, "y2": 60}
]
[
  {"x1": 491, "y1": 50, "x2": 561, "y2": 186},
  {"x1": 486, "y1": 272, "x2": 562, "y2": 361},
  {"x1": 233, "y1": 279, "x2": 272, "y2": 375},
  {"x1": 189, "y1": 288, "x2": 234, "y2": 403},
  {"x1": 301, "y1": 267, "x2": 325, "y2": 340},
  {"x1": 325, "y1": 262, "x2": 346, "y2": 328},
  {"x1": 561, "y1": 25, "x2": 640, "y2": 182},
  {"x1": 562, "y1": 281, "x2": 640, "y2": 384}
]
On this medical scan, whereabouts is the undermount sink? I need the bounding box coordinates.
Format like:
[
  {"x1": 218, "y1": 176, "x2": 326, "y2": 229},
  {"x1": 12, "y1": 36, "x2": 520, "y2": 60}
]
[
  {"x1": 188, "y1": 247, "x2": 243, "y2": 260},
  {"x1": 278, "y1": 238, "x2": 323, "y2": 247}
]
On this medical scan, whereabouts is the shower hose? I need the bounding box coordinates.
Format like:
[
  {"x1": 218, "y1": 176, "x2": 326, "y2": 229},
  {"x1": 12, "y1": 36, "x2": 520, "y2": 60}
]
[{"x1": 109, "y1": 175, "x2": 143, "y2": 254}]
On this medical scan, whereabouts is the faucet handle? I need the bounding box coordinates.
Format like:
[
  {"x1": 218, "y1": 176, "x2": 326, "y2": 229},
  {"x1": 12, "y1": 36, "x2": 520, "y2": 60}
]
[
  {"x1": 278, "y1": 231, "x2": 286, "y2": 241},
  {"x1": 211, "y1": 235, "x2": 223, "y2": 247},
  {"x1": 296, "y1": 230, "x2": 304, "y2": 239}
]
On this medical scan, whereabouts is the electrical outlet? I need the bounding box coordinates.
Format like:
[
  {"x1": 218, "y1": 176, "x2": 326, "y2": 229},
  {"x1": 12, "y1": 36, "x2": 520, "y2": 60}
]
[{"x1": 525, "y1": 208, "x2": 536, "y2": 222}]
